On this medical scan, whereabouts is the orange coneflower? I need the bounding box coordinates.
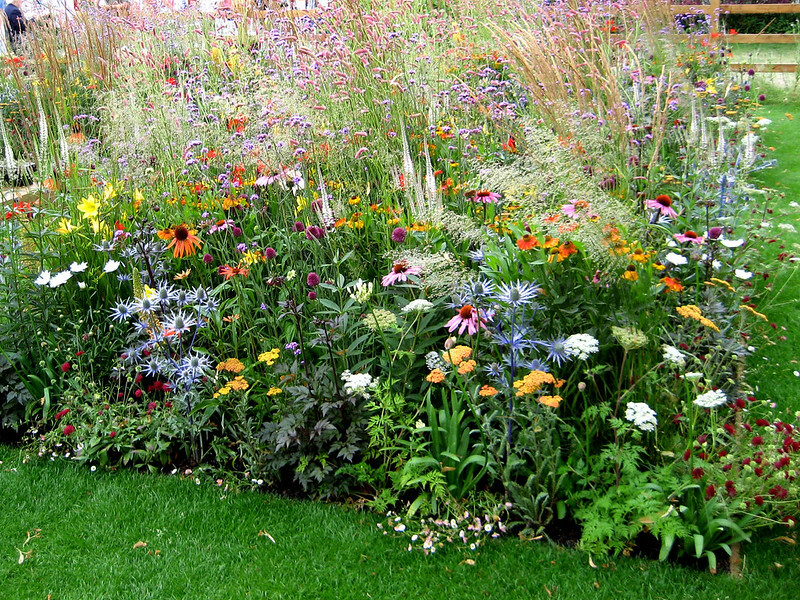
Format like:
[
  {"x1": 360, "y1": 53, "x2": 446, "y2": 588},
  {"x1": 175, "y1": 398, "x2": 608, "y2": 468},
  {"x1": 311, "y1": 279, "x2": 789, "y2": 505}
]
[
  {"x1": 158, "y1": 224, "x2": 203, "y2": 259},
  {"x1": 517, "y1": 233, "x2": 539, "y2": 250}
]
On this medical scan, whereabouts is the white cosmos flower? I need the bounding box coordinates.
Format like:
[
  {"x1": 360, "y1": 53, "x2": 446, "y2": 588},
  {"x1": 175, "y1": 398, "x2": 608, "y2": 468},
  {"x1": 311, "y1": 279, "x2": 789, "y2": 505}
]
[
  {"x1": 34, "y1": 270, "x2": 51, "y2": 286},
  {"x1": 734, "y1": 269, "x2": 753, "y2": 280},
  {"x1": 720, "y1": 238, "x2": 745, "y2": 248},
  {"x1": 665, "y1": 252, "x2": 688, "y2": 266},
  {"x1": 49, "y1": 270, "x2": 72, "y2": 288},
  {"x1": 103, "y1": 259, "x2": 121, "y2": 273},
  {"x1": 69, "y1": 261, "x2": 88, "y2": 273}
]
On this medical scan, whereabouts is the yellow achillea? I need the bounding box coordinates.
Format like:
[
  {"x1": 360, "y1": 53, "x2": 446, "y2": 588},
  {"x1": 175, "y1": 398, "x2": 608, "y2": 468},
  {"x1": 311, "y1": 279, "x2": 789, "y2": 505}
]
[
  {"x1": 457, "y1": 359, "x2": 477, "y2": 375},
  {"x1": 676, "y1": 305, "x2": 720, "y2": 332},
  {"x1": 267, "y1": 387, "x2": 282, "y2": 396},
  {"x1": 442, "y1": 345, "x2": 472, "y2": 366},
  {"x1": 513, "y1": 371, "x2": 565, "y2": 397},
  {"x1": 708, "y1": 277, "x2": 735, "y2": 293},
  {"x1": 426, "y1": 368, "x2": 445, "y2": 383},
  {"x1": 538, "y1": 395, "x2": 563, "y2": 408},
  {"x1": 478, "y1": 385, "x2": 499, "y2": 397},
  {"x1": 217, "y1": 358, "x2": 246, "y2": 373},
  {"x1": 740, "y1": 304, "x2": 768, "y2": 321},
  {"x1": 213, "y1": 386, "x2": 231, "y2": 398},
  {"x1": 258, "y1": 348, "x2": 281, "y2": 365},
  {"x1": 228, "y1": 376, "x2": 249, "y2": 391}
]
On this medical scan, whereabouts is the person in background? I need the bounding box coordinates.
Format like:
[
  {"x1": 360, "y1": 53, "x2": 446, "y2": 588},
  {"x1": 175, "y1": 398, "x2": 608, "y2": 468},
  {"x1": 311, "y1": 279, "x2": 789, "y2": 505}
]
[{"x1": 3, "y1": 0, "x2": 27, "y2": 53}]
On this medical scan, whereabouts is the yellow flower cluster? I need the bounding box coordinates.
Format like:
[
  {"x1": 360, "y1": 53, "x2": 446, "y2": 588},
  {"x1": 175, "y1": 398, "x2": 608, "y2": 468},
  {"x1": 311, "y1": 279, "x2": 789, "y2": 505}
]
[
  {"x1": 442, "y1": 345, "x2": 472, "y2": 366},
  {"x1": 707, "y1": 277, "x2": 735, "y2": 293},
  {"x1": 426, "y1": 368, "x2": 445, "y2": 383},
  {"x1": 478, "y1": 385, "x2": 498, "y2": 397},
  {"x1": 217, "y1": 358, "x2": 245, "y2": 373},
  {"x1": 675, "y1": 305, "x2": 720, "y2": 332},
  {"x1": 228, "y1": 376, "x2": 249, "y2": 391},
  {"x1": 513, "y1": 370, "x2": 565, "y2": 397},
  {"x1": 740, "y1": 304, "x2": 768, "y2": 321},
  {"x1": 538, "y1": 395, "x2": 563, "y2": 408},
  {"x1": 267, "y1": 387, "x2": 282, "y2": 396},
  {"x1": 258, "y1": 348, "x2": 281, "y2": 365}
]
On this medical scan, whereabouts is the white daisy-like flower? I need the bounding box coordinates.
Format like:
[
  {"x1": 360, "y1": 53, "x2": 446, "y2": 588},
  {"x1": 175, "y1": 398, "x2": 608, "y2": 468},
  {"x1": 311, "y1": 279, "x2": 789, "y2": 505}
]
[
  {"x1": 665, "y1": 252, "x2": 688, "y2": 266},
  {"x1": 694, "y1": 389, "x2": 727, "y2": 408},
  {"x1": 625, "y1": 402, "x2": 658, "y2": 432},
  {"x1": 103, "y1": 259, "x2": 121, "y2": 273},
  {"x1": 734, "y1": 269, "x2": 753, "y2": 280},
  {"x1": 34, "y1": 270, "x2": 51, "y2": 286},
  {"x1": 69, "y1": 261, "x2": 88, "y2": 273},
  {"x1": 49, "y1": 270, "x2": 73, "y2": 288},
  {"x1": 78, "y1": 281, "x2": 87, "y2": 289}
]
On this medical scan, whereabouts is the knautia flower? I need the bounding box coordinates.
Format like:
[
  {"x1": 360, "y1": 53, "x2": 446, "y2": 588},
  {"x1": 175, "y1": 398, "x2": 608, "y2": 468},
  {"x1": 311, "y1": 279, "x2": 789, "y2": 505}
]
[
  {"x1": 363, "y1": 308, "x2": 398, "y2": 332},
  {"x1": 402, "y1": 299, "x2": 434, "y2": 314},
  {"x1": 694, "y1": 389, "x2": 728, "y2": 408},
  {"x1": 341, "y1": 370, "x2": 378, "y2": 398},
  {"x1": 662, "y1": 345, "x2": 686, "y2": 368},
  {"x1": 625, "y1": 402, "x2": 658, "y2": 432},
  {"x1": 349, "y1": 279, "x2": 373, "y2": 303},
  {"x1": 611, "y1": 325, "x2": 648, "y2": 350},
  {"x1": 564, "y1": 334, "x2": 599, "y2": 360}
]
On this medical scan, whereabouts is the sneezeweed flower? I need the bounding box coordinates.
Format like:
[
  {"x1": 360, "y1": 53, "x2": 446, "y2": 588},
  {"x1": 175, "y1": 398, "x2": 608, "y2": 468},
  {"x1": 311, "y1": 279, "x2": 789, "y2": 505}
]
[
  {"x1": 391, "y1": 227, "x2": 407, "y2": 243},
  {"x1": 445, "y1": 305, "x2": 487, "y2": 336},
  {"x1": 694, "y1": 389, "x2": 728, "y2": 408},
  {"x1": 622, "y1": 265, "x2": 638, "y2": 281},
  {"x1": 516, "y1": 234, "x2": 539, "y2": 250},
  {"x1": 661, "y1": 276, "x2": 684, "y2": 293},
  {"x1": 218, "y1": 264, "x2": 249, "y2": 279},
  {"x1": 382, "y1": 261, "x2": 422, "y2": 286},
  {"x1": 625, "y1": 402, "x2": 658, "y2": 432},
  {"x1": 645, "y1": 195, "x2": 678, "y2": 218},
  {"x1": 674, "y1": 230, "x2": 705, "y2": 245},
  {"x1": 159, "y1": 225, "x2": 203, "y2": 259}
]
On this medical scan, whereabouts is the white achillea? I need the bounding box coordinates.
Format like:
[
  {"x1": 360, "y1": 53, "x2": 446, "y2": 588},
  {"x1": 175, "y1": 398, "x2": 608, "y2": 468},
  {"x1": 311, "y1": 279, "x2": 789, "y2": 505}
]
[
  {"x1": 662, "y1": 345, "x2": 686, "y2": 368},
  {"x1": 625, "y1": 402, "x2": 658, "y2": 432},
  {"x1": 402, "y1": 299, "x2": 434, "y2": 314},
  {"x1": 694, "y1": 389, "x2": 727, "y2": 408},
  {"x1": 563, "y1": 334, "x2": 599, "y2": 360},
  {"x1": 341, "y1": 370, "x2": 378, "y2": 399}
]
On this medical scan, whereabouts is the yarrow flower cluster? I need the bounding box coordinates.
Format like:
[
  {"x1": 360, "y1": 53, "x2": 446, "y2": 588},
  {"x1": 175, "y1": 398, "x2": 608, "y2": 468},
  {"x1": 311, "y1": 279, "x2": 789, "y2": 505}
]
[
  {"x1": 563, "y1": 334, "x2": 599, "y2": 360},
  {"x1": 402, "y1": 299, "x2": 434, "y2": 314},
  {"x1": 341, "y1": 370, "x2": 378, "y2": 398},
  {"x1": 625, "y1": 402, "x2": 658, "y2": 432},
  {"x1": 694, "y1": 389, "x2": 728, "y2": 409},
  {"x1": 662, "y1": 345, "x2": 686, "y2": 368}
]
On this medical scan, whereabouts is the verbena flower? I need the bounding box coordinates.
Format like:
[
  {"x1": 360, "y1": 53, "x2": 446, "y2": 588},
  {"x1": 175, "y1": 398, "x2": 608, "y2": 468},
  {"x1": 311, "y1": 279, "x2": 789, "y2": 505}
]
[
  {"x1": 694, "y1": 389, "x2": 728, "y2": 408},
  {"x1": 625, "y1": 402, "x2": 658, "y2": 432}
]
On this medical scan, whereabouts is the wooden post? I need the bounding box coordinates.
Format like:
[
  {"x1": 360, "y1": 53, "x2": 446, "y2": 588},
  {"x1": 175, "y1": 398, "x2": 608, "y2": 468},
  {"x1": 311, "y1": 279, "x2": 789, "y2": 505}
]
[{"x1": 710, "y1": 0, "x2": 721, "y2": 34}]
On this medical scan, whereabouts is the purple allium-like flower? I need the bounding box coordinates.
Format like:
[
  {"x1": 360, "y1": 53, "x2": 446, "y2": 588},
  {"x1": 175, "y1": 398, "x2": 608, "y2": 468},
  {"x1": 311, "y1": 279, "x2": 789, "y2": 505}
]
[
  {"x1": 265, "y1": 247, "x2": 277, "y2": 260},
  {"x1": 306, "y1": 272, "x2": 320, "y2": 287},
  {"x1": 293, "y1": 221, "x2": 305, "y2": 232},
  {"x1": 308, "y1": 291, "x2": 317, "y2": 300},
  {"x1": 231, "y1": 226, "x2": 243, "y2": 237},
  {"x1": 391, "y1": 227, "x2": 407, "y2": 243},
  {"x1": 707, "y1": 227, "x2": 723, "y2": 240},
  {"x1": 758, "y1": 94, "x2": 766, "y2": 102},
  {"x1": 202, "y1": 253, "x2": 214, "y2": 264}
]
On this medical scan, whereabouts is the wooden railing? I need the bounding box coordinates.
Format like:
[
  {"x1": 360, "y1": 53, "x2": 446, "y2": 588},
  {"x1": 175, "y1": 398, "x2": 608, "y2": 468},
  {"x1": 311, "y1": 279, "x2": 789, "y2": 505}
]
[{"x1": 671, "y1": 1, "x2": 800, "y2": 71}]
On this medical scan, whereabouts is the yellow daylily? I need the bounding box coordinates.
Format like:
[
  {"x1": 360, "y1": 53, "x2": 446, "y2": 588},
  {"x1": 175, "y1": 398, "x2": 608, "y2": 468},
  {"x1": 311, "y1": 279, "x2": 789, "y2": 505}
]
[
  {"x1": 103, "y1": 183, "x2": 117, "y2": 201},
  {"x1": 77, "y1": 194, "x2": 101, "y2": 220},
  {"x1": 55, "y1": 218, "x2": 79, "y2": 235}
]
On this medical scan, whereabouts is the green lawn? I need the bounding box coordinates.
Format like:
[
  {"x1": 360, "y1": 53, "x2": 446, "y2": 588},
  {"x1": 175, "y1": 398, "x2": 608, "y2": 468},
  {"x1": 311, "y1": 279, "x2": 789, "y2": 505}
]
[
  {"x1": 1, "y1": 445, "x2": 797, "y2": 600},
  {"x1": 746, "y1": 101, "x2": 800, "y2": 416}
]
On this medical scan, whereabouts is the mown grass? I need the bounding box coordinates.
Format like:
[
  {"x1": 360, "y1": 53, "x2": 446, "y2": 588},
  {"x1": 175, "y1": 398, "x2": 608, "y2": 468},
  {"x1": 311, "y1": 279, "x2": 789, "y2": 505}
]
[
  {"x1": 745, "y1": 100, "x2": 800, "y2": 416},
  {"x1": 1, "y1": 445, "x2": 797, "y2": 600}
]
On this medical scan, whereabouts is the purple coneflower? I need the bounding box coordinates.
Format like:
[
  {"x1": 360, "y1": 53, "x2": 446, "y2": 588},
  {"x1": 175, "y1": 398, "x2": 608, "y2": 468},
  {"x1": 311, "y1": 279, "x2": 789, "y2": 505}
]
[
  {"x1": 673, "y1": 230, "x2": 705, "y2": 245},
  {"x1": 445, "y1": 305, "x2": 487, "y2": 336},
  {"x1": 381, "y1": 261, "x2": 422, "y2": 286},
  {"x1": 468, "y1": 190, "x2": 501, "y2": 204},
  {"x1": 645, "y1": 195, "x2": 678, "y2": 218}
]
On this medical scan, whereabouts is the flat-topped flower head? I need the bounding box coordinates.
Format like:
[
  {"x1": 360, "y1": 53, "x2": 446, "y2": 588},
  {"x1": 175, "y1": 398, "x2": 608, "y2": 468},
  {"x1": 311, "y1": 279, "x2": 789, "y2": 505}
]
[{"x1": 382, "y1": 261, "x2": 422, "y2": 286}]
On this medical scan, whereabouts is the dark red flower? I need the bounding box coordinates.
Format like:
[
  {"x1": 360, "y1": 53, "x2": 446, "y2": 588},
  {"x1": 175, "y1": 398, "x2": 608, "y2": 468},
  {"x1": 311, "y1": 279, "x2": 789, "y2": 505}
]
[
  {"x1": 754, "y1": 495, "x2": 764, "y2": 506},
  {"x1": 61, "y1": 362, "x2": 71, "y2": 373},
  {"x1": 752, "y1": 435, "x2": 764, "y2": 446},
  {"x1": 55, "y1": 409, "x2": 70, "y2": 420},
  {"x1": 109, "y1": 431, "x2": 116, "y2": 438},
  {"x1": 63, "y1": 425, "x2": 76, "y2": 436},
  {"x1": 705, "y1": 484, "x2": 716, "y2": 500},
  {"x1": 755, "y1": 419, "x2": 770, "y2": 427},
  {"x1": 692, "y1": 468, "x2": 705, "y2": 479}
]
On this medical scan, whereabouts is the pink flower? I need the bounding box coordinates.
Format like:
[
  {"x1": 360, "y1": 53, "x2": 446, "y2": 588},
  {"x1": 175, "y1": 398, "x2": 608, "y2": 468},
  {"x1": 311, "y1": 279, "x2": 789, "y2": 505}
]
[
  {"x1": 561, "y1": 199, "x2": 593, "y2": 219},
  {"x1": 673, "y1": 230, "x2": 705, "y2": 245},
  {"x1": 445, "y1": 305, "x2": 487, "y2": 336},
  {"x1": 381, "y1": 261, "x2": 422, "y2": 286},
  {"x1": 55, "y1": 409, "x2": 70, "y2": 420},
  {"x1": 467, "y1": 190, "x2": 501, "y2": 204},
  {"x1": 645, "y1": 194, "x2": 678, "y2": 218},
  {"x1": 306, "y1": 272, "x2": 320, "y2": 287}
]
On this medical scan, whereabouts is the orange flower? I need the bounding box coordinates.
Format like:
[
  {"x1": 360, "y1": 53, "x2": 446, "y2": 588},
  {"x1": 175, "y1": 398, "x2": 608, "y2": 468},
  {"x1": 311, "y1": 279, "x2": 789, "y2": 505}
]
[
  {"x1": 622, "y1": 265, "x2": 638, "y2": 281},
  {"x1": 426, "y1": 368, "x2": 445, "y2": 383},
  {"x1": 218, "y1": 264, "x2": 250, "y2": 279},
  {"x1": 542, "y1": 235, "x2": 560, "y2": 249},
  {"x1": 661, "y1": 276, "x2": 683, "y2": 292},
  {"x1": 161, "y1": 224, "x2": 202, "y2": 258},
  {"x1": 478, "y1": 385, "x2": 499, "y2": 397},
  {"x1": 538, "y1": 395, "x2": 562, "y2": 408},
  {"x1": 517, "y1": 234, "x2": 539, "y2": 250},
  {"x1": 457, "y1": 359, "x2": 477, "y2": 375}
]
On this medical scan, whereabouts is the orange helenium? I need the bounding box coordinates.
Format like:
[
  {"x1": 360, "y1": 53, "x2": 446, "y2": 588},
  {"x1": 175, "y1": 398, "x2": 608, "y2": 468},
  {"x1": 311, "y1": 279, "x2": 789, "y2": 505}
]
[{"x1": 160, "y1": 224, "x2": 202, "y2": 258}]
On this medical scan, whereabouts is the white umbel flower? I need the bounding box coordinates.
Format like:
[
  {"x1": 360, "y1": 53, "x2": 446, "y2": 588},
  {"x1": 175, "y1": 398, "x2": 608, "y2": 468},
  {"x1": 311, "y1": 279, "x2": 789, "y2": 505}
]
[
  {"x1": 402, "y1": 299, "x2": 434, "y2": 314},
  {"x1": 625, "y1": 402, "x2": 658, "y2": 432},
  {"x1": 662, "y1": 345, "x2": 686, "y2": 368},
  {"x1": 341, "y1": 370, "x2": 378, "y2": 399},
  {"x1": 564, "y1": 334, "x2": 599, "y2": 360},
  {"x1": 694, "y1": 389, "x2": 727, "y2": 408}
]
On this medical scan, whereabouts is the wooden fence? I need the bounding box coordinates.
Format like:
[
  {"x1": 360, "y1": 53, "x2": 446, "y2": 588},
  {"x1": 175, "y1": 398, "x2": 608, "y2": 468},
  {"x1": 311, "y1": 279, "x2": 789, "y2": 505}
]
[{"x1": 671, "y1": 1, "x2": 800, "y2": 72}]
